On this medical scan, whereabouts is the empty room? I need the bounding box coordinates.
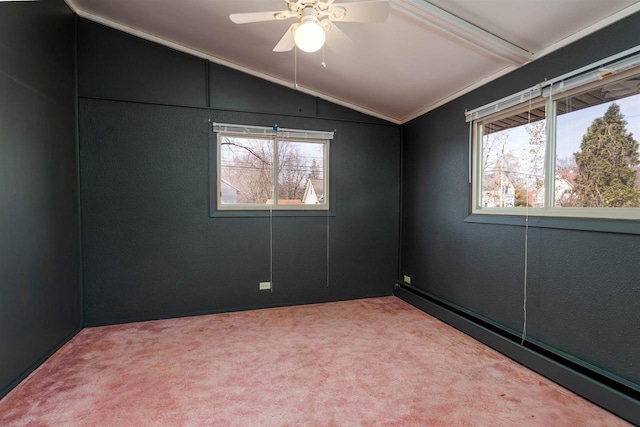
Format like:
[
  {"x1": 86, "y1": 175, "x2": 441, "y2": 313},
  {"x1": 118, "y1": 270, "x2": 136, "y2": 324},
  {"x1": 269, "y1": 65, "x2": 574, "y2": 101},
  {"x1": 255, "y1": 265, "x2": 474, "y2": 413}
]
[{"x1": 1, "y1": 0, "x2": 638, "y2": 425}]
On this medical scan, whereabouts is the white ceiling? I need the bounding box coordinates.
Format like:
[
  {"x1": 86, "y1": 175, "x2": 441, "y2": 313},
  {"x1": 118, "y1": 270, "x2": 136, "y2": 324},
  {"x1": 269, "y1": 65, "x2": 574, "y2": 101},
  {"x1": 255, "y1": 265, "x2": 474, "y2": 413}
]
[{"x1": 65, "y1": 0, "x2": 640, "y2": 123}]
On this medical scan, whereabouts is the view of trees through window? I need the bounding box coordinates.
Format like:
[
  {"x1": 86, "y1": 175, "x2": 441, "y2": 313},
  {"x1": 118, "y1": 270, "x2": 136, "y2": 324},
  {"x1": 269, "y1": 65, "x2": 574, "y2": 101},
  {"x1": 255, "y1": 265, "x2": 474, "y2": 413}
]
[
  {"x1": 556, "y1": 87, "x2": 640, "y2": 208},
  {"x1": 479, "y1": 72, "x2": 640, "y2": 212},
  {"x1": 481, "y1": 112, "x2": 547, "y2": 208},
  {"x1": 219, "y1": 134, "x2": 326, "y2": 208}
]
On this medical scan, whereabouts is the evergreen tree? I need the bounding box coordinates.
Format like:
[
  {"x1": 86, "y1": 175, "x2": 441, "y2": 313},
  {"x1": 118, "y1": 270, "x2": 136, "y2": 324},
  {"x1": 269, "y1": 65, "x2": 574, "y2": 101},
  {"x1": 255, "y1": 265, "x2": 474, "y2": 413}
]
[{"x1": 573, "y1": 103, "x2": 640, "y2": 207}]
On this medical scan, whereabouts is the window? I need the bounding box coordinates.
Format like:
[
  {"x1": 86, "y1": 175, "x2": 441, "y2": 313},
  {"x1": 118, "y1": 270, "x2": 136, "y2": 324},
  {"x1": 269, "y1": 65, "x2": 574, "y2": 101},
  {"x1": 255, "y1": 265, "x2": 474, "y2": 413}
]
[
  {"x1": 469, "y1": 49, "x2": 640, "y2": 220},
  {"x1": 476, "y1": 100, "x2": 547, "y2": 209},
  {"x1": 214, "y1": 123, "x2": 331, "y2": 210}
]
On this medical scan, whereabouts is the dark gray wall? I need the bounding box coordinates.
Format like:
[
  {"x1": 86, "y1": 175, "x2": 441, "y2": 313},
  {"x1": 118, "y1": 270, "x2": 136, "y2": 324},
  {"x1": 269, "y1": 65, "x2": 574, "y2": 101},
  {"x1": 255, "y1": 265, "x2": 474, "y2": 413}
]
[
  {"x1": 77, "y1": 20, "x2": 400, "y2": 325},
  {"x1": 0, "y1": 1, "x2": 81, "y2": 397},
  {"x1": 401, "y1": 13, "x2": 640, "y2": 391}
]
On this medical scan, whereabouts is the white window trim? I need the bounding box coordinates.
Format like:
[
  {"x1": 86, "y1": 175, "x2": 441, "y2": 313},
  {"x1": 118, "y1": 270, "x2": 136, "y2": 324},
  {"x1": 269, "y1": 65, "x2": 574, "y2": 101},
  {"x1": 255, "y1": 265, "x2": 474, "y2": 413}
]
[
  {"x1": 213, "y1": 123, "x2": 332, "y2": 211},
  {"x1": 469, "y1": 49, "x2": 640, "y2": 221}
]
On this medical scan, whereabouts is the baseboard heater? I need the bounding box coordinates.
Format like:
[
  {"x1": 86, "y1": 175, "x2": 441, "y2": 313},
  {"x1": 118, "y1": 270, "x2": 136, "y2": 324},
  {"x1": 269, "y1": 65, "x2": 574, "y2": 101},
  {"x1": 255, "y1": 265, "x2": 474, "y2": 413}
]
[{"x1": 394, "y1": 282, "x2": 639, "y2": 426}]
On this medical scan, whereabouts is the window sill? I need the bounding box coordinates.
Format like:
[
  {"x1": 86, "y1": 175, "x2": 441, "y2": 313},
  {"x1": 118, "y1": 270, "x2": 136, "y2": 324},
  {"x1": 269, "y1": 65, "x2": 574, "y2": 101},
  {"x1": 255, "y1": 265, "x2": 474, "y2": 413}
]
[
  {"x1": 211, "y1": 209, "x2": 336, "y2": 218},
  {"x1": 464, "y1": 214, "x2": 640, "y2": 235}
]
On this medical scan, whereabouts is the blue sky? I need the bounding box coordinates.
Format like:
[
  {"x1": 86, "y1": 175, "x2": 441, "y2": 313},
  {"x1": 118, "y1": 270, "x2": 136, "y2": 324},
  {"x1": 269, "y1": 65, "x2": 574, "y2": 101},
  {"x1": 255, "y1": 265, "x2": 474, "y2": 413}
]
[{"x1": 556, "y1": 93, "x2": 640, "y2": 160}]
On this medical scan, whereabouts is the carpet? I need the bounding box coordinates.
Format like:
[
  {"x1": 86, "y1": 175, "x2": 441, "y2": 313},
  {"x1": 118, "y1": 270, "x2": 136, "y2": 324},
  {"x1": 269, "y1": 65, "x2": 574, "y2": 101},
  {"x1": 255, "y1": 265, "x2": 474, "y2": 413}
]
[{"x1": 0, "y1": 297, "x2": 629, "y2": 426}]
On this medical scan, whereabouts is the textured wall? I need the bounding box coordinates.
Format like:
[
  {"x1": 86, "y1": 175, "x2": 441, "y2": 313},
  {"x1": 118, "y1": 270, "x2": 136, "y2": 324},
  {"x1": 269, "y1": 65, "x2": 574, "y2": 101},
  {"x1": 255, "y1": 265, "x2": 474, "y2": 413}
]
[
  {"x1": 401, "y1": 13, "x2": 640, "y2": 389},
  {"x1": 77, "y1": 20, "x2": 400, "y2": 325},
  {"x1": 0, "y1": 1, "x2": 81, "y2": 397}
]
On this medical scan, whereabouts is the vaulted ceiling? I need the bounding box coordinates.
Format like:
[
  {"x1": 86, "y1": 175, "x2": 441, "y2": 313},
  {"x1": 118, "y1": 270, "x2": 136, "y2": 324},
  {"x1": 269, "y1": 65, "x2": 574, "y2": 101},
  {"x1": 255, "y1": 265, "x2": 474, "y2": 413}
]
[{"x1": 65, "y1": 0, "x2": 640, "y2": 123}]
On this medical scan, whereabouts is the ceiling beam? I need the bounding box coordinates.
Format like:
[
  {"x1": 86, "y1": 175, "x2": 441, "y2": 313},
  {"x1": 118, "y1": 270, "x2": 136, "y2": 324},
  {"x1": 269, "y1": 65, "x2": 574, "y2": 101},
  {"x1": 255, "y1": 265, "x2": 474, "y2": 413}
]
[{"x1": 391, "y1": 0, "x2": 534, "y2": 66}]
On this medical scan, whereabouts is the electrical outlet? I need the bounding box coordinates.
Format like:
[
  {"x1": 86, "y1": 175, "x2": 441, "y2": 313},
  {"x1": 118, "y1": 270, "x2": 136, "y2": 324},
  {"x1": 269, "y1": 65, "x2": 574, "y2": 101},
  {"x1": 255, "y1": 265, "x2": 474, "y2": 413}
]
[
  {"x1": 259, "y1": 281, "x2": 271, "y2": 290},
  {"x1": 403, "y1": 275, "x2": 411, "y2": 284}
]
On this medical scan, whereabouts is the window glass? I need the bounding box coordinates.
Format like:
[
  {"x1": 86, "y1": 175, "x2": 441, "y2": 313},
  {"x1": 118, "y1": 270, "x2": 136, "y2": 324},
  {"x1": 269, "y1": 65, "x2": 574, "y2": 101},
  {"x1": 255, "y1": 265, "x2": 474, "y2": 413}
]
[
  {"x1": 219, "y1": 135, "x2": 274, "y2": 206},
  {"x1": 480, "y1": 106, "x2": 546, "y2": 208},
  {"x1": 555, "y1": 74, "x2": 640, "y2": 208},
  {"x1": 277, "y1": 140, "x2": 325, "y2": 205},
  {"x1": 217, "y1": 133, "x2": 329, "y2": 210}
]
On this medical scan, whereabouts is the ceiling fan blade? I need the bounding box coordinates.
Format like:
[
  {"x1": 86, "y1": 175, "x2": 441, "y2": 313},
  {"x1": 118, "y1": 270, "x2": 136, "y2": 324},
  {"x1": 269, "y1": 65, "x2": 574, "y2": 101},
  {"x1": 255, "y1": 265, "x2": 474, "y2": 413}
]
[
  {"x1": 331, "y1": 0, "x2": 390, "y2": 23},
  {"x1": 230, "y1": 11, "x2": 286, "y2": 24},
  {"x1": 273, "y1": 24, "x2": 297, "y2": 52},
  {"x1": 325, "y1": 23, "x2": 352, "y2": 51}
]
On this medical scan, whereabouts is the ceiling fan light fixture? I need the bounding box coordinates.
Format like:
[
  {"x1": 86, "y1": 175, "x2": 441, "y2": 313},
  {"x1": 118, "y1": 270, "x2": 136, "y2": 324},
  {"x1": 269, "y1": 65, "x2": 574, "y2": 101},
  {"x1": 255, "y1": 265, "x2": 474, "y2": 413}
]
[
  {"x1": 292, "y1": 7, "x2": 326, "y2": 53},
  {"x1": 294, "y1": 19, "x2": 325, "y2": 52}
]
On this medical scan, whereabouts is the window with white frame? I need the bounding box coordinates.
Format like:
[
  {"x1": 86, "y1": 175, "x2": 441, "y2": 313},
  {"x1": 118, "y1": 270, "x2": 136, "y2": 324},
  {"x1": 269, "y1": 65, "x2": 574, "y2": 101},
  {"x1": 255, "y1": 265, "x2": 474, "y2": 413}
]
[
  {"x1": 214, "y1": 123, "x2": 331, "y2": 210},
  {"x1": 469, "y1": 49, "x2": 640, "y2": 220}
]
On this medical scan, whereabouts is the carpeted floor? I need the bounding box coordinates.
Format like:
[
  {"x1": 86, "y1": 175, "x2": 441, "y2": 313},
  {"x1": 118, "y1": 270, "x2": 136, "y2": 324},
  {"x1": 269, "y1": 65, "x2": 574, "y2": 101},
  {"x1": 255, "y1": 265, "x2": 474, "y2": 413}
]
[{"x1": 0, "y1": 297, "x2": 630, "y2": 426}]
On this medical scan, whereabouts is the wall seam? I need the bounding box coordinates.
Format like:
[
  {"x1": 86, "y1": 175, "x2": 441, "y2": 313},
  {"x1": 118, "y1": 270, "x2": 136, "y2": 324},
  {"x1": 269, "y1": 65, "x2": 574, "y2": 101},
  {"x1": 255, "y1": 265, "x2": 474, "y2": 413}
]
[{"x1": 75, "y1": 96, "x2": 398, "y2": 128}]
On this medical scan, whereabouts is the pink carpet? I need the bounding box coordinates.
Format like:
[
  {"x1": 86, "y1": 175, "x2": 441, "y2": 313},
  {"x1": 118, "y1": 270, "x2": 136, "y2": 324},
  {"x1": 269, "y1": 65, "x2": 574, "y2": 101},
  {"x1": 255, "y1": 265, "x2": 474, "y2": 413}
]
[{"x1": 0, "y1": 297, "x2": 630, "y2": 426}]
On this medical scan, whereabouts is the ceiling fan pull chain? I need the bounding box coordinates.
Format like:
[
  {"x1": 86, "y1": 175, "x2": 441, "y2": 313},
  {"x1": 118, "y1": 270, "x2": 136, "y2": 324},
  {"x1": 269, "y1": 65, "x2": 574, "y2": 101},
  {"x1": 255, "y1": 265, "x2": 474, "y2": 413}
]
[
  {"x1": 294, "y1": 46, "x2": 298, "y2": 89},
  {"x1": 322, "y1": 44, "x2": 327, "y2": 68}
]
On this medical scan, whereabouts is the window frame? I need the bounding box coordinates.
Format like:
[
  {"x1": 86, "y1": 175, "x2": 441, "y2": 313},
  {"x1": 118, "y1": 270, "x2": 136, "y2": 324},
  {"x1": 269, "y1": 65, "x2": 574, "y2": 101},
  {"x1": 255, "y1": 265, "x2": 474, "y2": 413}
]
[
  {"x1": 471, "y1": 98, "x2": 549, "y2": 214},
  {"x1": 470, "y1": 52, "x2": 640, "y2": 222},
  {"x1": 213, "y1": 124, "x2": 331, "y2": 212}
]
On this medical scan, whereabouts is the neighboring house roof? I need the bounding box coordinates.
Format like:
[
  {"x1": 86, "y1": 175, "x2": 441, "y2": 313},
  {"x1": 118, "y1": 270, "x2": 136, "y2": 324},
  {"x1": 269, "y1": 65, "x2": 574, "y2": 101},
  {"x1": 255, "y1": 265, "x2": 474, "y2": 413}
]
[
  {"x1": 302, "y1": 178, "x2": 324, "y2": 205},
  {"x1": 309, "y1": 179, "x2": 323, "y2": 199},
  {"x1": 220, "y1": 178, "x2": 240, "y2": 192},
  {"x1": 557, "y1": 171, "x2": 577, "y2": 187},
  {"x1": 220, "y1": 178, "x2": 240, "y2": 204}
]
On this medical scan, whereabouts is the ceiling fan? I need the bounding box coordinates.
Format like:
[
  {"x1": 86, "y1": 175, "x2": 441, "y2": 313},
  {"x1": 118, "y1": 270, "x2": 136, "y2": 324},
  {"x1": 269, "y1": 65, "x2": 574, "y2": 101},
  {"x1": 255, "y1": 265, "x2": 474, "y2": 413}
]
[{"x1": 230, "y1": 0, "x2": 390, "y2": 53}]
